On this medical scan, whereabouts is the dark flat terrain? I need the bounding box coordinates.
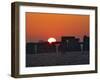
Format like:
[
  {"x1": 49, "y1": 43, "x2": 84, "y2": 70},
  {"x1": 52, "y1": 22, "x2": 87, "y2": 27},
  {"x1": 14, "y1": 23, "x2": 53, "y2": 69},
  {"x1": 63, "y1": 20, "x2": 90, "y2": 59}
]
[{"x1": 26, "y1": 51, "x2": 89, "y2": 67}]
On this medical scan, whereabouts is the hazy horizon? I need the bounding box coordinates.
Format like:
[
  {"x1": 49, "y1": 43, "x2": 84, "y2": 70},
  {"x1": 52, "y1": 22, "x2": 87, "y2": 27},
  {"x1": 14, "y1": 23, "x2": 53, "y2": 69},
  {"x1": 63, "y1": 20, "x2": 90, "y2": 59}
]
[{"x1": 26, "y1": 13, "x2": 89, "y2": 42}]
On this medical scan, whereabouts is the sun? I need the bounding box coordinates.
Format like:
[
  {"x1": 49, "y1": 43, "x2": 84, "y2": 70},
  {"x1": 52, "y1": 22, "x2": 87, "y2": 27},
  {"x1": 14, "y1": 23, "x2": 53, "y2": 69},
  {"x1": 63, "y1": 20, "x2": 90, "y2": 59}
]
[{"x1": 48, "y1": 37, "x2": 56, "y2": 44}]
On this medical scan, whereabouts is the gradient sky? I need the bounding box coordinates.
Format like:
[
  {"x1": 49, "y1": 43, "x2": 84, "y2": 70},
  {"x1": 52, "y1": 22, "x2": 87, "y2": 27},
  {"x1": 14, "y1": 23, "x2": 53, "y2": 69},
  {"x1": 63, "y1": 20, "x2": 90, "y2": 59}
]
[{"x1": 26, "y1": 12, "x2": 89, "y2": 42}]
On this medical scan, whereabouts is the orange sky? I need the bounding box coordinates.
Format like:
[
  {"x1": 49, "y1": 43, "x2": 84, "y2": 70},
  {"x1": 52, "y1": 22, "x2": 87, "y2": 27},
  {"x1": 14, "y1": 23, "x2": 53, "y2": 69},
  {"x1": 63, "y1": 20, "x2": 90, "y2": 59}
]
[{"x1": 26, "y1": 12, "x2": 89, "y2": 42}]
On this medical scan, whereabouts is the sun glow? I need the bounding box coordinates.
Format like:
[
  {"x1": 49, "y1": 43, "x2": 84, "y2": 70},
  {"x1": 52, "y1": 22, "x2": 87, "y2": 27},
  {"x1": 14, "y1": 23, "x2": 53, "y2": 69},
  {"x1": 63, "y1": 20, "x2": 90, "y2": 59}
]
[{"x1": 48, "y1": 38, "x2": 56, "y2": 44}]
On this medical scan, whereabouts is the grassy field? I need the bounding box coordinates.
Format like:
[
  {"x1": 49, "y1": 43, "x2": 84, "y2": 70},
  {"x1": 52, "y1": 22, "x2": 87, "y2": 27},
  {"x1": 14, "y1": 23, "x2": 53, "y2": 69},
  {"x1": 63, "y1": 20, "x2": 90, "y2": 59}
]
[{"x1": 26, "y1": 51, "x2": 89, "y2": 67}]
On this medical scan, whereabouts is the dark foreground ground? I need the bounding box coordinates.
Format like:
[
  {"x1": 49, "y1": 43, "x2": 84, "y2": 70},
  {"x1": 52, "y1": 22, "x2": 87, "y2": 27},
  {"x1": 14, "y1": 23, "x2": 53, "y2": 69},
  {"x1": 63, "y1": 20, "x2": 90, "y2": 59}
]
[{"x1": 26, "y1": 51, "x2": 89, "y2": 67}]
